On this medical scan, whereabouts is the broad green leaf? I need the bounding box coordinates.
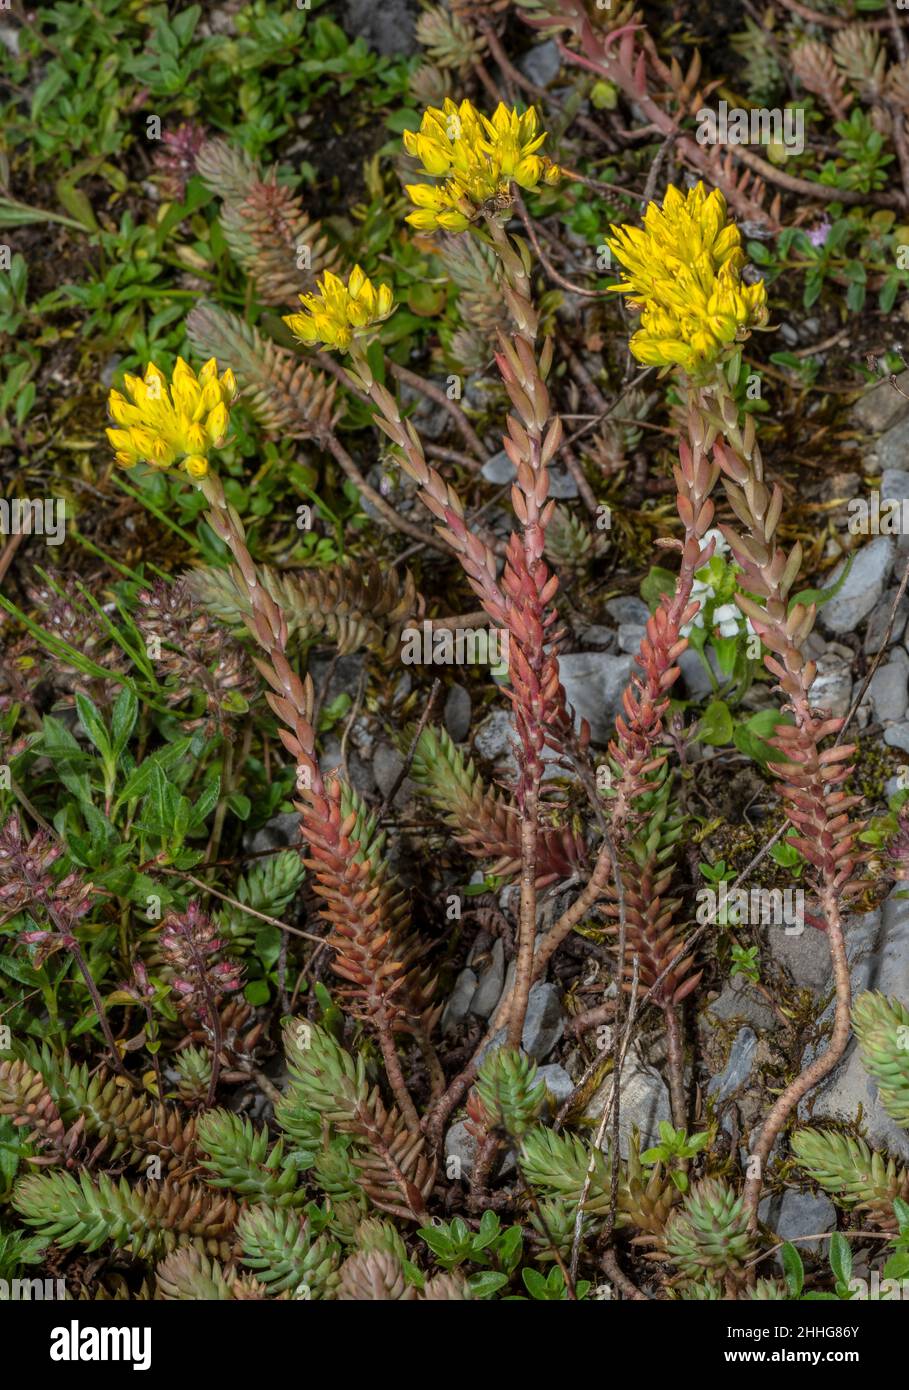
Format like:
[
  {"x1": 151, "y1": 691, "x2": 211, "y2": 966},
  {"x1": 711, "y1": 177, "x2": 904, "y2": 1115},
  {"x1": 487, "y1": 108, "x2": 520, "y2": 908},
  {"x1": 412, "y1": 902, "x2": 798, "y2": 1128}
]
[
  {"x1": 781, "y1": 1240, "x2": 804, "y2": 1298},
  {"x1": 698, "y1": 699, "x2": 734, "y2": 747},
  {"x1": 75, "y1": 693, "x2": 112, "y2": 761}
]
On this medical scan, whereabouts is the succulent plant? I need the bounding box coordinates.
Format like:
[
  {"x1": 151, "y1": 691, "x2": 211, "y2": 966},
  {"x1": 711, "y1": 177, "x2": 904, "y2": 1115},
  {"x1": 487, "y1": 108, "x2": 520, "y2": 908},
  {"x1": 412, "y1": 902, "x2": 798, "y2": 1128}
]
[
  {"x1": 663, "y1": 1179, "x2": 755, "y2": 1279},
  {"x1": 852, "y1": 991, "x2": 909, "y2": 1128}
]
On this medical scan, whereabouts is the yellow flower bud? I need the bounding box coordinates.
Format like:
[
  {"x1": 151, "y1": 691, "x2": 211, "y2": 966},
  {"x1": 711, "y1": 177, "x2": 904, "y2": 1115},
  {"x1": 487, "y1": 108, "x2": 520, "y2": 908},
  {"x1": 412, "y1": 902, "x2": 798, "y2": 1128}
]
[
  {"x1": 607, "y1": 182, "x2": 768, "y2": 376},
  {"x1": 104, "y1": 358, "x2": 235, "y2": 478},
  {"x1": 282, "y1": 266, "x2": 395, "y2": 353},
  {"x1": 403, "y1": 99, "x2": 558, "y2": 233}
]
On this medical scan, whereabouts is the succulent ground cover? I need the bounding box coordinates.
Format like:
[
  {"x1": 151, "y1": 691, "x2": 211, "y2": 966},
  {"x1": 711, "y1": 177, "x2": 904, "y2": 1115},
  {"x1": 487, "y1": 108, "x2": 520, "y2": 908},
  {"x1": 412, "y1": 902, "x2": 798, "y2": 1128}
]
[{"x1": 1, "y1": 0, "x2": 909, "y2": 1315}]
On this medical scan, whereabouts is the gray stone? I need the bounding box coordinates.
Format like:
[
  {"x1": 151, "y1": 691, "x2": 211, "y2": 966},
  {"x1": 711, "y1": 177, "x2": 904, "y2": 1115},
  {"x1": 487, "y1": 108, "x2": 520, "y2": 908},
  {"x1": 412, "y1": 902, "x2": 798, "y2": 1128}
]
[
  {"x1": 442, "y1": 968, "x2": 478, "y2": 1035},
  {"x1": 586, "y1": 1049, "x2": 673, "y2": 1158},
  {"x1": 482, "y1": 449, "x2": 513, "y2": 485},
  {"x1": 704, "y1": 976, "x2": 778, "y2": 1033},
  {"x1": 678, "y1": 645, "x2": 723, "y2": 700},
  {"x1": 309, "y1": 653, "x2": 366, "y2": 707},
  {"x1": 473, "y1": 709, "x2": 519, "y2": 776},
  {"x1": 884, "y1": 723, "x2": 909, "y2": 753},
  {"x1": 342, "y1": 0, "x2": 417, "y2": 53},
  {"x1": 470, "y1": 939, "x2": 506, "y2": 1019},
  {"x1": 817, "y1": 537, "x2": 894, "y2": 634},
  {"x1": 767, "y1": 921, "x2": 833, "y2": 993},
  {"x1": 810, "y1": 651, "x2": 853, "y2": 719},
  {"x1": 548, "y1": 467, "x2": 579, "y2": 500},
  {"x1": 579, "y1": 625, "x2": 616, "y2": 651},
  {"x1": 478, "y1": 981, "x2": 564, "y2": 1064},
  {"x1": 521, "y1": 982, "x2": 564, "y2": 1059},
  {"x1": 443, "y1": 684, "x2": 471, "y2": 742},
  {"x1": 557, "y1": 651, "x2": 635, "y2": 744},
  {"x1": 537, "y1": 1063, "x2": 575, "y2": 1109},
  {"x1": 481, "y1": 448, "x2": 576, "y2": 498},
  {"x1": 886, "y1": 774, "x2": 906, "y2": 798},
  {"x1": 444, "y1": 1120, "x2": 477, "y2": 1181},
  {"x1": 865, "y1": 585, "x2": 909, "y2": 653},
  {"x1": 758, "y1": 1189, "x2": 836, "y2": 1258},
  {"x1": 867, "y1": 649, "x2": 909, "y2": 723},
  {"x1": 618, "y1": 622, "x2": 646, "y2": 654},
  {"x1": 798, "y1": 896, "x2": 909, "y2": 1160},
  {"x1": 320, "y1": 735, "x2": 375, "y2": 799},
  {"x1": 245, "y1": 811, "x2": 302, "y2": 855},
  {"x1": 444, "y1": 1120, "x2": 516, "y2": 1181},
  {"x1": 880, "y1": 469, "x2": 909, "y2": 549},
  {"x1": 372, "y1": 743, "x2": 410, "y2": 805},
  {"x1": 853, "y1": 370, "x2": 909, "y2": 434},
  {"x1": 518, "y1": 38, "x2": 562, "y2": 88},
  {"x1": 708, "y1": 1027, "x2": 758, "y2": 1102},
  {"x1": 879, "y1": 422, "x2": 909, "y2": 478},
  {"x1": 605, "y1": 596, "x2": 649, "y2": 625}
]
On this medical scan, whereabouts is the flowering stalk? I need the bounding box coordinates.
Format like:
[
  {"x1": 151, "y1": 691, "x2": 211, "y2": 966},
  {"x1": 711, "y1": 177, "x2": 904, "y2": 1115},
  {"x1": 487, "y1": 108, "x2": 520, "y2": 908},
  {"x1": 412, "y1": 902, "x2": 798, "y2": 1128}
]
[
  {"x1": 104, "y1": 360, "x2": 435, "y2": 1134},
  {"x1": 607, "y1": 178, "x2": 868, "y2": 1216},
  {"x1": 159, "y1": 901, "x2": 243, "y2": 1106},
  {"x1": 602, "y1": 183, "x2": 770, "y2": 1132},
  {"x1": 403, "y1": 98, "x2": 587, "y2": 1049}
]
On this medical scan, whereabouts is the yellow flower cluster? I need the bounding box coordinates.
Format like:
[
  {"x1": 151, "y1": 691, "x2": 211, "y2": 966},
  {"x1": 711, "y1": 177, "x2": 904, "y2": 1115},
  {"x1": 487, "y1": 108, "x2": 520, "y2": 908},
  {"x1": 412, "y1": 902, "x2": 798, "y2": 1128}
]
[
  {"x1": 606, "y1": 183, "x2": 768, "y2": 375},
  {"x1": 106, "y1": 358, "x2": 236, "y2": 479},
  {"x1": 283, "y1": 266, "x2": 394, "y2": 352},
  {"x1": 404, "y1": 99, "x2": 559, "y2": 233}
]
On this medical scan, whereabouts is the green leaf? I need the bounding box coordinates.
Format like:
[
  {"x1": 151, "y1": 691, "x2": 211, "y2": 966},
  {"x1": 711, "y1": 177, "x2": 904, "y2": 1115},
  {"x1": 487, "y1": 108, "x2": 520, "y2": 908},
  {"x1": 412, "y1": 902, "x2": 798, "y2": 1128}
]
[
  {"x1": 467, "y1": 1270, "x2": 508, "y2": 1299},
  {"x1": 54, "y1": 174, "x2": 99, "y2": 232},
  {"x1": 734, "y1": 708, "x2": 790, "y2": 767},
  {"x1": 254, "y1": 926, "x2": 282, "y2": 971},
  {"x1": 781, "y1": 1241, "x2": 804, "y2": 1298},
  {"x1": 829, "y1": 1232, "x2": 852, "y2": 1287},
  {"x1": 640, "y1": 565, "x2": 677, "y2": 612},
  {"x1": 0, "y1": 955, "x2": 42, "y2": 987},
  {"x1": 191, "y1": 777, "x2": 222, "y2": 829},
  {"x1": 385, "y1": 108, "x2": 420, "y2": 134},
  {"x1": 521, "y1": 1267, "x2": 548, "y2": 1299},
  {"x1": 698, "y1": 699, "x2": 734, "y2": 747},
  {"x1": 790, "y1": 554, "x2": 853, "y2": 614},
  {"x1": 419, "y1": 1226, "x2": 456, "y2": 1259},
  {"x1": 883, "y1": 1250, "x2": 909, "y2": 1280},
  {"x1": 244, "y1": 978, "x2": 270, "y2": 1006},
  {"x1": 498, "y1": 1224, "x2": 523, "y2": 1273},
  {"x1": 41, "y1": 716, "x2": 93, "y2": 805},
  {"x1": 476, "y1": 1210, "x2": 500, "y2": 1247},
  {"x1": 227, "y1": 792, "x2": 252, "y2": 821},
  {"x1": 75, "y1": 693, "x2": 112, "y2": 761},
  {"x1": 111, "y1": 688, "x2": 138, "y2": 757}
]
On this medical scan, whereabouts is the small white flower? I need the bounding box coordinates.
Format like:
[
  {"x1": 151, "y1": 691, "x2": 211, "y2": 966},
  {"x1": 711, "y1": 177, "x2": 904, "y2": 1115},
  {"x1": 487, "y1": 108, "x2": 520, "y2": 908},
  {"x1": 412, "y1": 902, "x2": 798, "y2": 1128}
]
[
  {"x1": 702, "y1": 527, "x2": 728, "y2": 558},
  {"x1": 713, "y1": 602, "x2": 741, "y2": 638}
]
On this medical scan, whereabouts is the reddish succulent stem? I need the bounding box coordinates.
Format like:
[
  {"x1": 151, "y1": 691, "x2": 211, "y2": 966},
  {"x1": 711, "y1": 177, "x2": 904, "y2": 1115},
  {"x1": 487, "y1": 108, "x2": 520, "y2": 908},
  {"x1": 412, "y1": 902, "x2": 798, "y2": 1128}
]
[
  {"x1": 743, "y1": 889, "x2": 852, "y2": 1224},
  {"x1": 663, "y1": 1003, "x2": 687, "y2": 1131}
]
